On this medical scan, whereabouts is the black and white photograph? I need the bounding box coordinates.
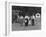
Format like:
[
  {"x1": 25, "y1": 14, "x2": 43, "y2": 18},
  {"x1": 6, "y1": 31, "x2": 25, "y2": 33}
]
[
  {"x1": 1, "y1": 0, "x2": 46, "y2": 36},
  {"x1": 12, "y1": 6, "x2": 41, "y2": 31}
]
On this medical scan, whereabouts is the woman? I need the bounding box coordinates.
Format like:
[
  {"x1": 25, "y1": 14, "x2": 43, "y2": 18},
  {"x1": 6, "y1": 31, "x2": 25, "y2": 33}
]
[
  {"x1": 25, "y1": 16, "x2": 29, "y2": 26},
  {"x1": 25, "y1": 18, "x2": 28, "y2": 26}
]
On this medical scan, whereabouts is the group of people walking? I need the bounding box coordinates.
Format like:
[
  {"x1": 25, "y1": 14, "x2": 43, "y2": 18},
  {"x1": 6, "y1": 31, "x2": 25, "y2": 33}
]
[
  {"x1": 12, "y1": 12, "x2": 40, "y2": 27},
  {"x1": 17, "y1": 15, "x2": 35, "y2": 26},
  {"x1": 24, "y1": 15, "x2": 35, "y2": 26}
]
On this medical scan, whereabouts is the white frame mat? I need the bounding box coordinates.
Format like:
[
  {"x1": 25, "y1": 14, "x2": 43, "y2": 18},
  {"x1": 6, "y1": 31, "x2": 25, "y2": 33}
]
[{"x1": 5, "y1": 1, "x2": 43, "y2": 36}]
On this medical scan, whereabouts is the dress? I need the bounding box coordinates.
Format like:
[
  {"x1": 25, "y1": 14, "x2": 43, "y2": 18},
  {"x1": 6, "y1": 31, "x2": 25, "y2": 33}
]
[{"x1": 25, "y1": 18, "x2": 28, "y2": 26}]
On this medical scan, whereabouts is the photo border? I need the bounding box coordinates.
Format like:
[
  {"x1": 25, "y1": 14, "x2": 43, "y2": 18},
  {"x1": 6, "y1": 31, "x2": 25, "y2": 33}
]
[{"x1": 5, "y1": 1, "x2": 43, "y2": 36}]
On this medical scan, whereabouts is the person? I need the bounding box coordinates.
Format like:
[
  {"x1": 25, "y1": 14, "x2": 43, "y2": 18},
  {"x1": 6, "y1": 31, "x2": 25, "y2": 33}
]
[
  {"x1": 25, "y1": 16, "x2": 29, "y2": 26},
  {"x1": 25, "y1": 18, "x2": 28, "y2": 26},
  {"x1": 32, "y1": 19, "x2": 34, "y2": 26},
  {"x1": 28, "y1": 19, "x2": 32, "y2": 26},
  {"x1": 31, "y1": 15, "x2": 35, "y2": 26}
]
